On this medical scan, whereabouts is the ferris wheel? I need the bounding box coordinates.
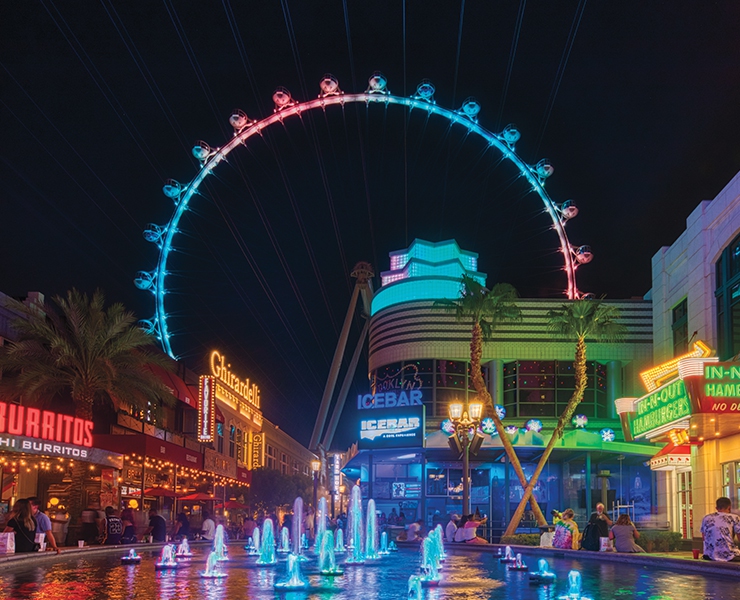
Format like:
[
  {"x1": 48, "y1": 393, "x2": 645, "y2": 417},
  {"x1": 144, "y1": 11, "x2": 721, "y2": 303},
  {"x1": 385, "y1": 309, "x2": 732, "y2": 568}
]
[{"x1": 136, "y1": 72, "x2": 593, "y2": 358}]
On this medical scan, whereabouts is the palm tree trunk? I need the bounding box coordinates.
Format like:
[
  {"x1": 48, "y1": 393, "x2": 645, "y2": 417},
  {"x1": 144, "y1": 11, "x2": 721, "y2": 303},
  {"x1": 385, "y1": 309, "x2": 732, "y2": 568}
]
[
  {"x1": 504, "y1": 336, "x2": 588, "y2": 536},
  {"x1": 469, "y1": 323, "x2": 547, "y2": 526},
  {"x1": 67, "y1": 393, "x2": 95, "y2": 545}
]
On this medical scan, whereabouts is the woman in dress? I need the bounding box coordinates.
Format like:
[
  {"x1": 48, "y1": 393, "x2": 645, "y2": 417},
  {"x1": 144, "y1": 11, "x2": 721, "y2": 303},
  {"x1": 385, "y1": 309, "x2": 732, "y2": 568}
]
[
  {"x1": 552, "y1": 508, "x2": 580, "y2": 550},
  {"x1": 3, "y1": 499, "x2": 38, "y2": 553},
  {"x1": 609, "y1": 513, "x2": 645, "y2": 553}
]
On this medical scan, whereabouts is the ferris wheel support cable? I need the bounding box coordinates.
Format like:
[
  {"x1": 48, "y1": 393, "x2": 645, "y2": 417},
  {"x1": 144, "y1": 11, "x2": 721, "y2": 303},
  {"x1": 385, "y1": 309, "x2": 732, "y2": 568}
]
[{"x1": 144, "y1": 86, "x2": 585, "y2": 358}]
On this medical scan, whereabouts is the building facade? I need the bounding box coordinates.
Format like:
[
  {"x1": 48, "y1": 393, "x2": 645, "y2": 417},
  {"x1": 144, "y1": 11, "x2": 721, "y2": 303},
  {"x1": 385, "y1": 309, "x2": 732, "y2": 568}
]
[
  {"x1": 344, "y1": 239, "x2": 660, "y2": 537},
  {"x1": 628, "y1": 170, "x2": 740, "y2": 541}
]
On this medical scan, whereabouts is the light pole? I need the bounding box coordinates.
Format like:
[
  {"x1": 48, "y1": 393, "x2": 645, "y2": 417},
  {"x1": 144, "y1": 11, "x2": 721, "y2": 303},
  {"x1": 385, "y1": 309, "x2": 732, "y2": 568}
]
[
  {"x1": 448, "y1": 400, "x2": 484, "y2": 516},
  {"x1": 311, "y1": 460, "x2": 321, "y2": 537},
  {"x1": 338, "y1": 484, "x2": 346, "y2": 516}
]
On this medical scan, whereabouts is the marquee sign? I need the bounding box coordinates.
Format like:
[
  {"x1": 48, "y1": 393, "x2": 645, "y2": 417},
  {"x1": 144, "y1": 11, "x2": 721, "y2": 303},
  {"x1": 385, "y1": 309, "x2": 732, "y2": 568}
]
[
  {"x1": 0, "y1": 401, "x2": 94, "y2": 447},
  {"x1": 358, "y1": 405, "x2": 425, "y2": 449},
  {"x1": 249, "y1": 431, "x2": 264, "y2": 469},
  {"x1": 630, "y1": 379, "x2": 691, "y2": 439},
  {"x1": 210, "y1": 351, "x2": 260, "y2": 409},
  {"x1": 198, "y1": 376, "x2": 216, "y2": 442}
]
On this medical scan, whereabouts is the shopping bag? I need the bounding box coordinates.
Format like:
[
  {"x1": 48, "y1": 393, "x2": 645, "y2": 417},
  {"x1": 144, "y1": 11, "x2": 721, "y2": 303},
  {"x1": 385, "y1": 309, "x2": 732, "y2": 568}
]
[
  {"x1": 599, "y1": 537, "x2": 612, "y2": 552},
  {"x1": 540, "y1": 531, "x2": 554, "y2": 547},
  {"x1": 0, "y1": 532, "x2": 16, "y2": 554}
]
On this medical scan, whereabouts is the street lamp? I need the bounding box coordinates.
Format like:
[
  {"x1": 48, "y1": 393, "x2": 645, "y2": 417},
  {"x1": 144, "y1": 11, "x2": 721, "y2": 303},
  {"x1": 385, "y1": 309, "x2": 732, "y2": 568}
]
[
  {"x1": 448, "y1": 400, "x2": 485, "y2": 516},
  {"x1": 311, "y1": 459, "x2": 321, "y2": 536},
  {"x1": 338, "y1": 484, "x2": 346, "y2": 515}
]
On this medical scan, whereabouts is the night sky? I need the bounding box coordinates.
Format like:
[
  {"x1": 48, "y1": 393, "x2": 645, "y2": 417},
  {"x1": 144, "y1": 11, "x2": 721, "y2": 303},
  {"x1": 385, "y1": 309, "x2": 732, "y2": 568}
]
[{"x1": 3, "y1": 2, "x2": 740, "y2": 448}]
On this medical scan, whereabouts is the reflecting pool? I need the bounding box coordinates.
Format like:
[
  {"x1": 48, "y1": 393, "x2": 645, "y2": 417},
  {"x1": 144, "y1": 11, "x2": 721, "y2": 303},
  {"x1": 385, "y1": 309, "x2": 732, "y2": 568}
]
[{"x1": 0, "y1": 546, "x2": 738, "y2": 599}]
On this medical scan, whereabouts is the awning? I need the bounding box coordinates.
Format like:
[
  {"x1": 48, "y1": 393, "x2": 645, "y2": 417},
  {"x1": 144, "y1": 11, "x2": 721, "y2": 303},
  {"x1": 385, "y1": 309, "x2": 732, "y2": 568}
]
[
  {"x1": 649, "y1": 442, "x2": 691, "y2": 471},
  {"x1": 94, "y1": 433, "x2": 203, "y2": 470},
  {"x1": 216, "y1": 405, "x2": 225, "y2": 424},
  {"x1": 146, "y1": 364, "x2": 197, "y2": 409}
]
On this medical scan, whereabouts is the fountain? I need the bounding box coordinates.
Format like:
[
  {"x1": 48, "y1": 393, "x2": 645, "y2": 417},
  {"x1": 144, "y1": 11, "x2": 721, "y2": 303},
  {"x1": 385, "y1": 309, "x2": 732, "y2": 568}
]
[
  {"x1": 529, "y1": 558, "x2": 557, "y2": 583},
  {"x1": 121, "y1": 548, "x2": 141, "y2": 564},
  {"x1": 278, "y1": 526, "x2": 291, "y2": 554},
  {"x1": 433, "y1": 524, "x2": 446, "y2": 560},
  {"x1": 508, "y1": 552, "x2": 528, "y2": 571},
  {"x1": 379, "y1": 531, "x2": 390, "y2": 555},
  {"x1": 292, "y1": 497, "x2": 304, "y2": 557},
  {"x1": 345, "y1": 485, "x2": 365, "y2": 564},
  {"x1": 318, "y1": 530, "x2": 344, "y2": 576},
  {"x1": 200, "y1": 550, "x2": 228, "y2": 579},
  {"x1": 213, "y1": 524, "x2": 229, "y2": 561},
  {"x1": 314, "y1": 496, "x2": 327, "y2": 553},
  {"x1": 301, "y1": 533, "x2": 309, "y2": 550},
  {"x1": 407, "y1": 575, "x2": 423, "y2": 599},
  {"x1": 388, "y1": 540, "x2": 398, "y2": 552},
  {"x1": 419, "y1": 536, "x2": 441, "y2": 586},
  {"x1": 334, "y1": 528, "x2": 346, "y2": 554},
  {"x1": 558, "y1": 570, "x2": 593, "y2": 600},
  {"x1": 247, "y1": 528, "x2": 261, "y2": 556},
  {"x1": 154, "y1": 544, "x2": 179, "y2": 570},
  {"x1": 499, "y1": 545, "x2": 516, "y2": 563},
  {"x1": 256, "y1": 518, "x2": 277, "y2": 565},
  {"x1": 176, "y1": 538, "x2": 192, "y2": 558},
  {"x1": 274, "y1": 553, "x2": 308, "y2": 590},
  {"x1": 365, "y1": 498, "x2": 379, "y2": 560}
]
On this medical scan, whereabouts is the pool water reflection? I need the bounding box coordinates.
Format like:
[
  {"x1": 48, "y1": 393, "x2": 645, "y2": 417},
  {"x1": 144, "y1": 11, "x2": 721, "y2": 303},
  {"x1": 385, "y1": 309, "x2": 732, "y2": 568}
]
[{"x1": 0, "y1": 546, "x2": 737, "y2": 600}]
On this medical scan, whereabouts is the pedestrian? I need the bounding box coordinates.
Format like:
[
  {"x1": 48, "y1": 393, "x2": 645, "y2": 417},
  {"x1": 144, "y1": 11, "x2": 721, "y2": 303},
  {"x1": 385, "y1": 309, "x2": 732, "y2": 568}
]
[
  {"x1": 445, "y1": 513, "x2": 459, "y2": 543},
  {"x1": 103, "y1": 506, "x2": 123, "y2": 545},
  {"x1": 552, "y1": 508, "x2": 579, "y2": 550},
  {"x1": 172, "y1": 512, "x2": 190, "y2": 541},
  {"x1": 701, "y1": 497, "x2": 740, "y2": 561},
  {"x1": 453, "y1": 514, "x2": 488, "y2": 544},
  {"x1": 201, "y1": 510, "x2": 216, "y2": 541},
  {"x1": 143, "y1": 509, "x2": 167, "y2": 543},
  {"x1": 120, "y1": 508, "x2": 137, "y2": 544},
  {"x1": 28, "y1": 497, "x2": 60, "y2": 554},
  {"x1": 609, "y1": 514, "x2": 644, "y2": 553},
  {"x1": 80, "y1": 502, "x2": 103, "y2": 544},
  {"x1": 3, "y1": 499, "x2": 38, "y2": 553}
]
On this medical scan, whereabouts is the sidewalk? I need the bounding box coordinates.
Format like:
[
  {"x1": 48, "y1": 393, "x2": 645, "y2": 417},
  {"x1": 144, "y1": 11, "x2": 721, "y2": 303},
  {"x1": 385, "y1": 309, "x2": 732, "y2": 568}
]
[{"x1": 445, "y1": 543, "x2": 740, "y2": 578}]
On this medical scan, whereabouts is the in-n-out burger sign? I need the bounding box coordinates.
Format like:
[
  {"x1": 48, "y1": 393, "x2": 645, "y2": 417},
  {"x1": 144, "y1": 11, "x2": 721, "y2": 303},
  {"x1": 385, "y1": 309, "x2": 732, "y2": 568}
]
[
  {"x1": 0, "y1": 401, "x2": 93, "y2": 447},
  {"x1": 210, "y1": 350, "x2": 261, "y2": 409}
]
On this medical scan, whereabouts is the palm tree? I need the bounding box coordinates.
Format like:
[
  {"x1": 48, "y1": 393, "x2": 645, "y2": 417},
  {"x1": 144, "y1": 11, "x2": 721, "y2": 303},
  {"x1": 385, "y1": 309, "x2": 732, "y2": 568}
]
[
  {"x1": 436, "y1": 275, "x2": 547, "y2": 526},
  {"x1": 503, "y1": 298, "x2": 627, "y2": 536},
  {"x1": 0, "y1": 289, "x2": 175, "y2": 540}
]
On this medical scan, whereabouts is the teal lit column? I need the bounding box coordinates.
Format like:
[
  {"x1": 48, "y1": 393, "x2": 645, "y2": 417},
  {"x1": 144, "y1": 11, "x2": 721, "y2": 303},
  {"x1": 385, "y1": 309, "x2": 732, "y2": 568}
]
[
  {"x1": 585, "y1": 452, "x2": 592, "y2": 516},
  {"x1": 606, "y1": 361, "x2": 622, "y2": 419},
  {"x1": 487, "y1": 360, "x2": 504, "y2": 407}
]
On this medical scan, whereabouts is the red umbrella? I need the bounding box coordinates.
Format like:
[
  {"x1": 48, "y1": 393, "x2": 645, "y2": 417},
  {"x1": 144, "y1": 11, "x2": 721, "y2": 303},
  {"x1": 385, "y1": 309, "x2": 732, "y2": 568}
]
[
  {"x1": 143, "y1": 487, "x2": 178, "y2": 497},
  {"x1": 215, "y1": 500, "x2": 249, "y2": 510},
  {"x1": 177, "y1": 492, "x2": 217, "y2": 501}
]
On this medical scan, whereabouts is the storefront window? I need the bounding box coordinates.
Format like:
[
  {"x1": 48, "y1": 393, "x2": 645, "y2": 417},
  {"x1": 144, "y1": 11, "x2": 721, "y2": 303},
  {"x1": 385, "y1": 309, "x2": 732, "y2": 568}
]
[{"x1": 503, "y1": 360, "x2": 607, "y2": 418}]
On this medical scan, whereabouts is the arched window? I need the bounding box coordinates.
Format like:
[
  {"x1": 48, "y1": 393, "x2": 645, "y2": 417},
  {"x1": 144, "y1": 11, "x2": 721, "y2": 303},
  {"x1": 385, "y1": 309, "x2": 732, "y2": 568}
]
[{"x1": 715, "y1": 233, "x2": 740, "y2": 359}]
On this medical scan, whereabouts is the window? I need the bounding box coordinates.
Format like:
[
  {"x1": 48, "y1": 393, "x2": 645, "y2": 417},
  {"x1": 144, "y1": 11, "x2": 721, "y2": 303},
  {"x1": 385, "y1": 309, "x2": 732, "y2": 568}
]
[
  {"x1": 236, "y1": 429, "x2": 243, "y2": 462},
  {"x1": 217, "y1": 422, "x2": 224, "y2": 454},
  {"x1": 716, "y1": 234, "x2": 740, "y2": 359},
  {"x1": 228, "y1": 425, "x2": 236, "y2": 458},
  {"x1": 503, "y1": 360, "x2": 607, "y2": 418},
  {"x1": 280, "y1": 452, "x2": 289, "y2": 474},
  {"x1": 672, "y1": 299, "x2": 688, "y2": 356},
  {"x1": 266, "y1": 445, "x2": 277, "y2": 470}
]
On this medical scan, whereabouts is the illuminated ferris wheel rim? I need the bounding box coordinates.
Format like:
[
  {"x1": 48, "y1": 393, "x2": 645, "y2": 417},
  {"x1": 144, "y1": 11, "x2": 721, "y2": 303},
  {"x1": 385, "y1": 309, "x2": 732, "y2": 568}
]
[{"x1": 138, "y1": 73, "x2": 592, "y2": 358}]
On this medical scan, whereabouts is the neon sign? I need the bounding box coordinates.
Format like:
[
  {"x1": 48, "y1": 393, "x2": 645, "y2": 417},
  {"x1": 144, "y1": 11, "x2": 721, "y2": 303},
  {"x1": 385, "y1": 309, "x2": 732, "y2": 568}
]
[
  {"x1": 700, "y1": 362, "x2": 740, "y2": 412},
  {"x1": 640, "y1": 340, "x2": 712, "y2": 391},
  {"x1": 198, "y1": 376, "x2": 216, "y2": 442},
  {"x1": 0, "y1": 401, "x2": 93, "y2": 447},
  {"x1": 631, "y1": 379, "x2": 691, "y2": 438},
  {"x1": 358, "y1": 405, "x2": 425, "y2": 449},
  {"x1": 210, "y1": 350, "x2": 260, "y2": 408},
  {"x1": 357, "y1": 389, "x2": 423, "y2": 410}
]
